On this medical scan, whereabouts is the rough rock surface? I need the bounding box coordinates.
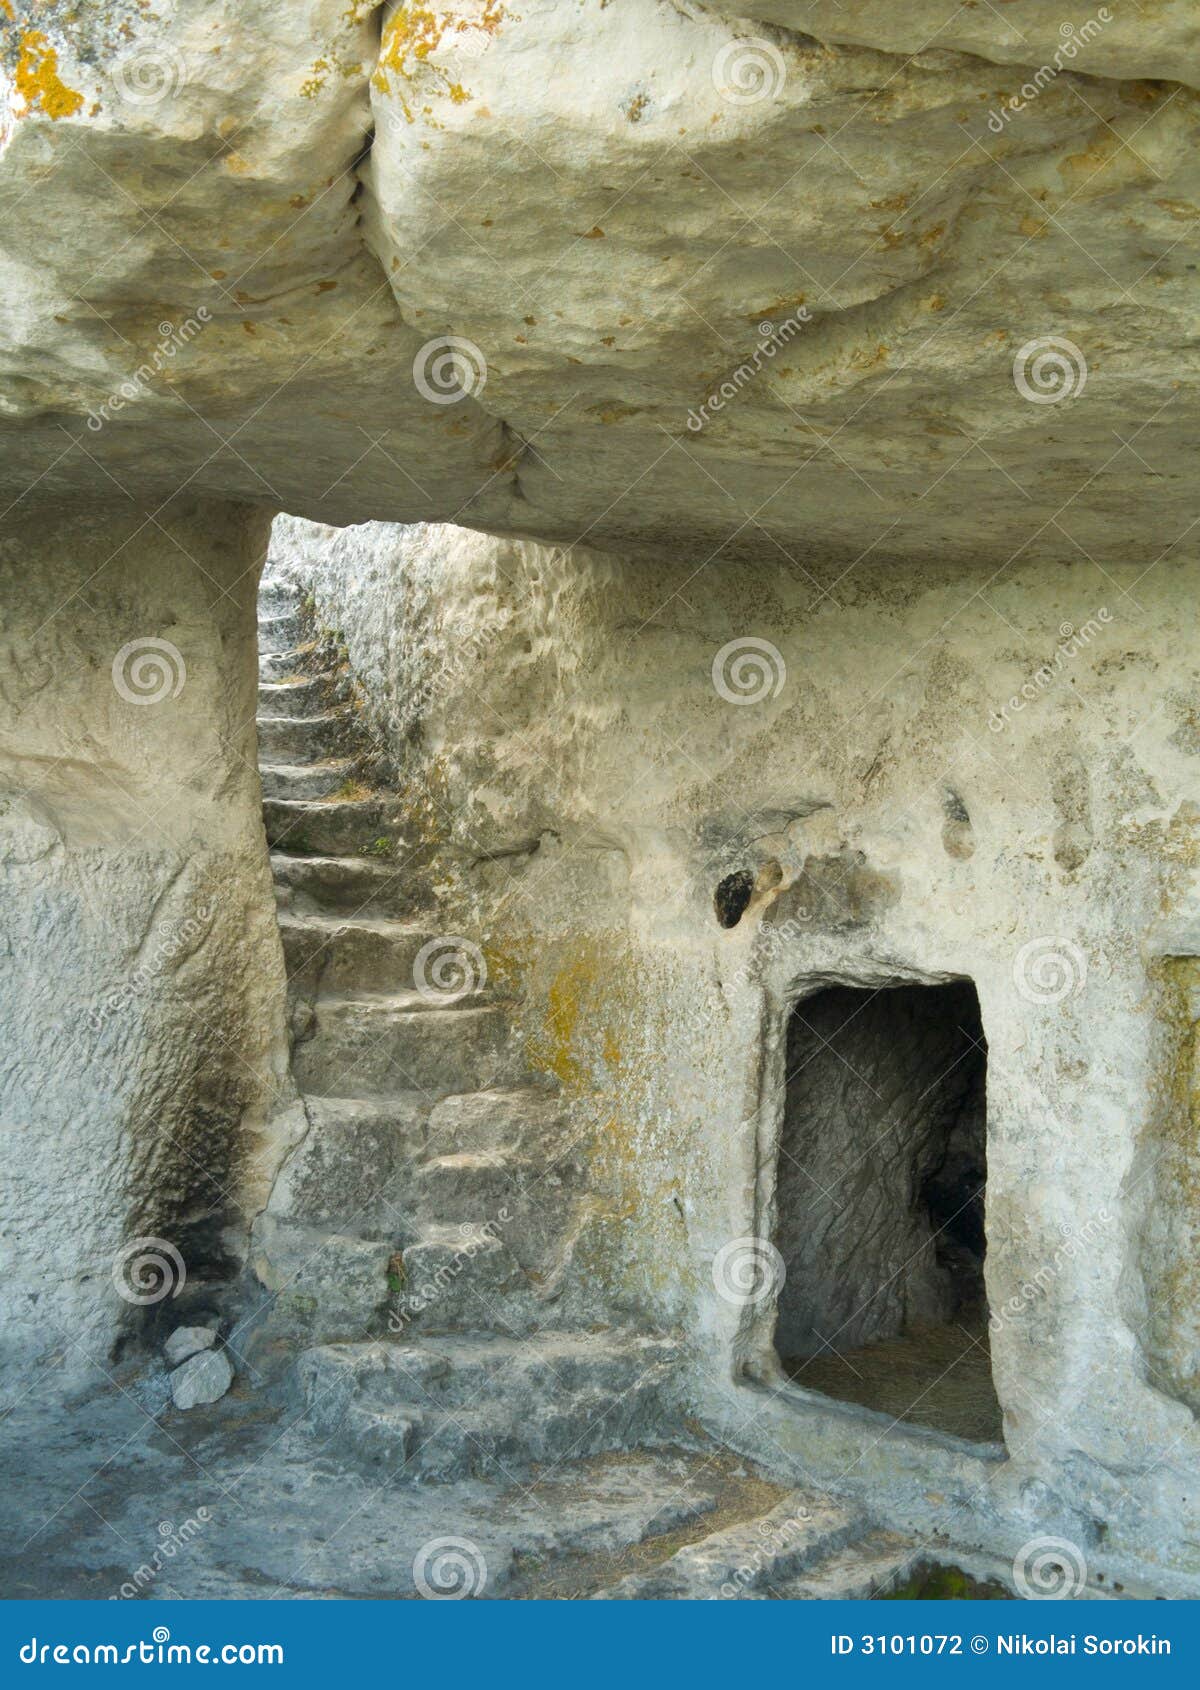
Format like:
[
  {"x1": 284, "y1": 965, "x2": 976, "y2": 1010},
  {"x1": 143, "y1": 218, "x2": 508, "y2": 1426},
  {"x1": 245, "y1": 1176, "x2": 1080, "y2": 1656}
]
[
  {"x1": 0, "y1": 499, "x2": 292, "y2": 1386},
  {"x1": 262, "y1": 510, "x2": 1200, "y2": 1593},
  {"x1": 0, "y1": 3, "x2": 1195, "y2": 564}
]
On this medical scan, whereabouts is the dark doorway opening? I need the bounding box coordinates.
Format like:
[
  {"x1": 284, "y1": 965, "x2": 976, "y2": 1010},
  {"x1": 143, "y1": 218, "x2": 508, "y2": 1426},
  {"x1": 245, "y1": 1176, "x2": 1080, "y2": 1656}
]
[{"x1": 774, "y1": 980, "x2": 1001, "y2": 1443}]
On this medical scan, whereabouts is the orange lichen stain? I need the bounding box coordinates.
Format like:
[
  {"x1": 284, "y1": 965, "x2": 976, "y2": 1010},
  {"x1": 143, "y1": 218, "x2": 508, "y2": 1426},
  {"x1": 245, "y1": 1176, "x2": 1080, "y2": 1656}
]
[
  {"x1": 210, "y1": 269, "x2": 227, "y2": 279},
  {"x1": 918, "y1": 221, "x2": 945, "y2": 248},
  {"x1": 481, "y1": 217, "x2": 494, "y2": 227},
  {"x1": 373, "y1": 3, "x2": 507, "y2": 121},
  {"x1": 316, "y1": 279, "x2": 338, "y2": 292},
  {"x1": 580, "y1": 226, "x2": 605, "y2": 239},
  {"x1": 871, "y1": 192, "x2": 909, "y2": 213},
  {"x1": 224, "y1": 153, "x2": 251, "y2": 175},
  {"x1": 289, "y1": 194, "x2": 311, "y2": 209},
  {"x1": 926, "y1": 293, "x2": 946, "y2": 311},
  {"x1": 514, "y1": 333, "x2": 526, "y2": 343},
  {"x1": 14, "y1": 29, "x2": 84, "y2": 121},
  {"x1": 600, "y1": 335, "x2": 615, "y2": 346},
  {"x1": 523, "y1": 315, "x2": 536, "y2": 325},
  {"x1": 1019, "y1": 214, "x2": 1048, "y2": 238},
  {"x1": 242, "y1": 321, "x2": 258, "y2": 335}
]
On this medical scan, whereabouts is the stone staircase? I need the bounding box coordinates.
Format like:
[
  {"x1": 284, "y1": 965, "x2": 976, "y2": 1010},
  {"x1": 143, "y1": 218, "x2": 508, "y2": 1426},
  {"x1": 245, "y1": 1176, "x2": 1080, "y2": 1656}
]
[
  {"x1": 593, "y1": 1488, "x2": 919, "y2": 1600},
  {"x1": 252, "y1": 580, "x2": 681, "y2": 1482}
]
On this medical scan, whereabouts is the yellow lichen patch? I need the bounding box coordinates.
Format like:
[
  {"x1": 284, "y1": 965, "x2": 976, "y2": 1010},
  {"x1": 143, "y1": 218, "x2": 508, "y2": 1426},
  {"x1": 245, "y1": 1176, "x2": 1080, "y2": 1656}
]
[
  {"x1": 373, "y1": 2, "x2": 507, "y2": 121},
  {"x1": 14, "y1": 29, "x2": 84, "y2": 121}
]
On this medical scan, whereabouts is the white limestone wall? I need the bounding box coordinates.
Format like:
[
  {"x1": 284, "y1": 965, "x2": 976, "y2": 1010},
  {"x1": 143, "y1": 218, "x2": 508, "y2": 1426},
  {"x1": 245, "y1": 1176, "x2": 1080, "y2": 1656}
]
[
  {"x1": 0, "y1": 500, "x2": 294, "y2": 1392},
  {"x1": 266, "y1": 510, "x2": 1200, "y2": 1580}
]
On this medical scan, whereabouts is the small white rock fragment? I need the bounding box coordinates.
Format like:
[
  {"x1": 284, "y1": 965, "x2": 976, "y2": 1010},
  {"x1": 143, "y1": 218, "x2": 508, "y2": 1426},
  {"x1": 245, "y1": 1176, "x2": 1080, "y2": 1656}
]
[
  {"x1": 170, "y1": 1347, "x2": 233, "y2": 1410},
  {"x1": 164, "y1": 1325, "x2": 218, "y2": 1367}
]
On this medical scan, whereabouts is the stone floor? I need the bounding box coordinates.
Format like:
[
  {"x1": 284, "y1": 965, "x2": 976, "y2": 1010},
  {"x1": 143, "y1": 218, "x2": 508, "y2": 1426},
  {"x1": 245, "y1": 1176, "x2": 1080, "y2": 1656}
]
[{"x1": 0, "y1": 1362, "x2": 740, "y2": 1600}]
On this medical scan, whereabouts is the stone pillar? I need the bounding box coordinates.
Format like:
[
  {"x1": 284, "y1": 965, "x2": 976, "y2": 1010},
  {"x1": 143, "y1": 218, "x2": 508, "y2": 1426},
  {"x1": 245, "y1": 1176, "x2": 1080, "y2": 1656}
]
[{"x1": 0, "y1": 498, "x2": 291, "y2": 1393}]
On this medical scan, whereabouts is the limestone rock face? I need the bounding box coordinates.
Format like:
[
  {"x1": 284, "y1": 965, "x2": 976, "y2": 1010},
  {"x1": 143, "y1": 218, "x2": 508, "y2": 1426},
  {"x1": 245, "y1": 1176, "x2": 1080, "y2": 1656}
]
[
  {"x1": 720, "y1": 2, "x2": 1200, "y2": 89},
  {"x1": 0, "y1": 499, "x2": 291, "y2": 1383},
  {"x1": 0, "y1": 3, "x2": 1196, "y2": 563},
  {"x1": 264, "y1": 510, "x2": 1200, "y2": 1582}
]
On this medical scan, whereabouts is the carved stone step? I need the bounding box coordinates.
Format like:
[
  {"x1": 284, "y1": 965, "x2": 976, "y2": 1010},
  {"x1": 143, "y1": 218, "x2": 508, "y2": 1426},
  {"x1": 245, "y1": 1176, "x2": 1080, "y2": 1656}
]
[
  {"x1": 258, "y1": 675, "x2": 334, "y2": 718},
  {"x1": 257, "y1": 611, "x2": 304, "y2": 653},
  {"x1": 277, "y1": 913, "x2": 444, "y2": 996},
  {"x1": 266, "y1": 1095, "x2": 430, "y2": 1235},
  {"x1": 270, "y1": 852, "x2": 430, "y2": 919},
  {"x1": 774, "y1": 1530, "x2": 918, "y2": 1599},
  {"x1": 289, "y1": 1331, "x2": 681, "y2": 1480},
  {"x1": 260, "y1": 759, "x2": 357, "y2": 803},
  {"x1": 262, "y1": 797, "x2": 403, "y2": 856},
  {"x1": 593, "y1": 1489, "x2": 865, "y2": 1598},
  {"x1": 257, "y1": 710, "x2": 348, "y2": 763},
  {"x1": 292, "y1": 996, "x2": 512, "y2": 1098}
]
